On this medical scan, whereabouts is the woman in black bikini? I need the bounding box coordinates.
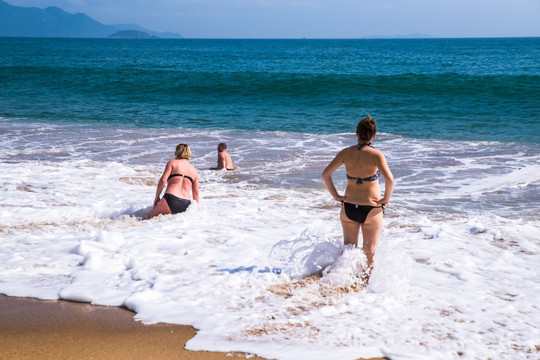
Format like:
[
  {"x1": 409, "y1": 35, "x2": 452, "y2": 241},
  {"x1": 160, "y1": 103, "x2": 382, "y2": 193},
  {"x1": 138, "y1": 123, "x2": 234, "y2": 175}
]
[
  {"x1": 322, "y1": 116, "x2": 394, "y2": 279},
  {"x1": 148, "y1": 143, "x2": 199, "y2": 219}
]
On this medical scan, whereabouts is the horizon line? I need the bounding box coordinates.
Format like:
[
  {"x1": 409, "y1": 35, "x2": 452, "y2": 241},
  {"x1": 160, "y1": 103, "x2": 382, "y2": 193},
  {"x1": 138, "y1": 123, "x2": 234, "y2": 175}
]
[{"x1": 1, "y1": 35, "x2": 539, "y2": 40}]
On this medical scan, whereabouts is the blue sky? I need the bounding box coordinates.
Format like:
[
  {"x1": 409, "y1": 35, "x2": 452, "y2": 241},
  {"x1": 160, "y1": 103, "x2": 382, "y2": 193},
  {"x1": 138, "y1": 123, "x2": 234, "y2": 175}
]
[{"x1": 7, "y1": 0, "x2": 540, "y2": 38}]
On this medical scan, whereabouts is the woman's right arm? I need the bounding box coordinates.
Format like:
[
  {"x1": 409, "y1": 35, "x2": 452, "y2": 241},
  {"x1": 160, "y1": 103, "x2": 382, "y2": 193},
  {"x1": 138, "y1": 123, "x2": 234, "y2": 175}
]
[
  {"x1": 375, "y1": 152, "x2": 394, "y2": 205},
  {"x1": 192, "y1": 173, "x2": 200, "y2": 203},
  {"x1": 322, "y1": 150, "x2": 345, "y2": 202}
]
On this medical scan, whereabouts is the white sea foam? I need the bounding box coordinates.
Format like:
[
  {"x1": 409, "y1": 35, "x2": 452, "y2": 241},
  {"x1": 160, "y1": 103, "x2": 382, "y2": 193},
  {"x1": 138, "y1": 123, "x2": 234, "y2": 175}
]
[{"x1": 1, "y1": 120, "x2": 539, "y2": 360}]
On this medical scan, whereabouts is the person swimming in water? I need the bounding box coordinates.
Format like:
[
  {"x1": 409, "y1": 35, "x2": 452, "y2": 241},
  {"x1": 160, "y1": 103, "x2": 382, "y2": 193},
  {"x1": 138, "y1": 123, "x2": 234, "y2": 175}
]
[
  {"x1": 148, "y1": 143, "x2": 199, "y2": 219},
  {"x1": 213, "y1": 142, "x2": 236, "y2": 170},
  {"x1": 321, "y1": 115, "x2": 394, "y2": 282}
]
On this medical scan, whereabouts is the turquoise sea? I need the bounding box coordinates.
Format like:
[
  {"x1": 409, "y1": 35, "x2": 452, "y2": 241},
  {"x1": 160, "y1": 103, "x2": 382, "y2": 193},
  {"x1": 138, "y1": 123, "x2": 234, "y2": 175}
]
[{"x1": 1, "y1": 37, "x2": 539, "y2": 143}]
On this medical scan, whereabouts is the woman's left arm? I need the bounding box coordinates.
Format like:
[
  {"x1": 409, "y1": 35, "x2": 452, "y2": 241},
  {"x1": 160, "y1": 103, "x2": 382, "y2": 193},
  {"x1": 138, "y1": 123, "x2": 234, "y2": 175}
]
[{"x1": 375, "y1": 152, "x2": 394, "y2": 205}]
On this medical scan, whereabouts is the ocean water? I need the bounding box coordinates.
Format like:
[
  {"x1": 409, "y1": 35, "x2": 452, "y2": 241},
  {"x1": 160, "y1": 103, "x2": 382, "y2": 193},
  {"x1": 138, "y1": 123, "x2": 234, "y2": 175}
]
[
  {"x1": 0, "y1": 38, "x2": 539, "y2": 360},
  {"x1": 1, "y1": 37, "x2": 539, "y2": 142}
]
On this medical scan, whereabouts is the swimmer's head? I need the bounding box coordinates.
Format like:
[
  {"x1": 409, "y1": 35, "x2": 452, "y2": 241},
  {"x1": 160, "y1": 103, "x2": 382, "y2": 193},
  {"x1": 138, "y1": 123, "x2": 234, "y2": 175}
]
[
  {"x1": 175, "y1": 143, "x2": 191, "y2": 160},
  {"x1": 217, "y1": 143, "x2": 227, "y2": 152},
  {"x1": 356, "y1": 115, "x2": 377, "y2": 144}
]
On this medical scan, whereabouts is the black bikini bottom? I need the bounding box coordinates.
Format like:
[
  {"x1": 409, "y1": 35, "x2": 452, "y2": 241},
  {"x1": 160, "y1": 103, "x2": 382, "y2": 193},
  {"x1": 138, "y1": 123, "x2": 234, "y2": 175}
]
[
  {"x1": 343, "y1": 202, "x2": 384, "y2": 223},
  {"x1": 163, "y1": 193, "x2": 191, "y2": 214}
]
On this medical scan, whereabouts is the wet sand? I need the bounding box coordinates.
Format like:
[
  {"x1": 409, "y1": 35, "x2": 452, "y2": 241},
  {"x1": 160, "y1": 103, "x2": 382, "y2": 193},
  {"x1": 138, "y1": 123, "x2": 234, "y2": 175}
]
[
  {"x1": 0, "y1": 295, "x2": 388, "y2": 360},
  {"x1": 0, "y1": 295, "x2": 265, "y2": 360}
]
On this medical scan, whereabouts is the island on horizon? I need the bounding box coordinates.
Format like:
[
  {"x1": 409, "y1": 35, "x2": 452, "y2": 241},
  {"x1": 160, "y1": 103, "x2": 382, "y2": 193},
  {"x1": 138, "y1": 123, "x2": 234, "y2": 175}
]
[{"x1": 108, "y1": 30, "x2": 160, "y2": 39}]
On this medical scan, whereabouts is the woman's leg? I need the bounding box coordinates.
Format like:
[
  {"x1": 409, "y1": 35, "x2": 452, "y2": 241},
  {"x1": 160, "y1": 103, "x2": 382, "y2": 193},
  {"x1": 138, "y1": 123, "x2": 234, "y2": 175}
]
[
  {"x1": 148, "y1": 197, "x2": 171, "y2": 219},
  {"x1": 360, "y1": 207, "x2": 384, "y2": 268},
  {"x1": 340, "y1": 206, "x2": 361, "y2": 247}
]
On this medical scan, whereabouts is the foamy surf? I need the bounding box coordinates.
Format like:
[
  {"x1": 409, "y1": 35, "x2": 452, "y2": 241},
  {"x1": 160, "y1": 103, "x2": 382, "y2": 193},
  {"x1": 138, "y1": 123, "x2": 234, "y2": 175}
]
[{"x1": 1, "y1": 120, "x2": 539, "y2": 360}]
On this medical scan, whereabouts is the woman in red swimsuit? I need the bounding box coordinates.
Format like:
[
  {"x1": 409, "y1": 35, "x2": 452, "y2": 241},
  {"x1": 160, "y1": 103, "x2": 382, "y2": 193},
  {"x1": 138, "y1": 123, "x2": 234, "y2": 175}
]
[
  {"x1": 322, "y1": 116, "x2": 394, "y2": 280},
  {"x1": 148, "y1": 143, "x2": 199, "y2": 219}
]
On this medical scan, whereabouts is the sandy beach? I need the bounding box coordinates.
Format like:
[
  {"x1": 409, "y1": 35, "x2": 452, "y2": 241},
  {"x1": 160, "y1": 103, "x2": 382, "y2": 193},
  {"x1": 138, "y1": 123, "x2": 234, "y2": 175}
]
[
  {"x1": 0, "y1": 295, "x2": 268, "y2": 360},
  {"x1": 0, "y1": 295, "x2": 388, "y2": 360}
]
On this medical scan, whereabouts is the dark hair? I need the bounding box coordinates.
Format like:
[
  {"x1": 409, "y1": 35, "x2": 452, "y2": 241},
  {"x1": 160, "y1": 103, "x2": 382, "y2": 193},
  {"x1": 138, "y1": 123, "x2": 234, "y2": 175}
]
[
  {"x1": 218, "y1": 143, "x2": 227, "y2": 150},
  {"x1": 356, "y1": 115, "x2": 377, "y2": 144}
]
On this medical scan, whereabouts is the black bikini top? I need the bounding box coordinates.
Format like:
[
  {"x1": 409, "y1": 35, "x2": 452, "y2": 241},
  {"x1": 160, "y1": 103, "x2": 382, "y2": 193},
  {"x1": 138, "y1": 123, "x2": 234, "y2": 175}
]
[
  {"x1": 346, "y1": 142, "x2": 380, "y2": 184},
  {"x1": 167, "y1": 173, "x2": 194, "y2": 183}
]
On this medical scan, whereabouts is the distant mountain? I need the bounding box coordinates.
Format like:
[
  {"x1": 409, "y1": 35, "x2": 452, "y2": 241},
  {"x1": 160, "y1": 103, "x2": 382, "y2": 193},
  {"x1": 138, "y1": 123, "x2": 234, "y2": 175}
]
[
  {"x1": 0, "y1": 0, "x2": 182, "y2": 38},
  {"x1": 108, "y1": 30, "x2": 159, "y2": 39}
]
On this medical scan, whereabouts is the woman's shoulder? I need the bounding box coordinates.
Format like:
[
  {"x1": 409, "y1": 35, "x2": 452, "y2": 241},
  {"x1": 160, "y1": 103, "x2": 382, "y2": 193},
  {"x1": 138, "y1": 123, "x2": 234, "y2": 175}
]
[
  {"x1": 339, "y1": 145, "x2": 358, "y2": 155},
  {"x1": 183, "y1": 161, "x2": 199, "y2": 176},
  {"x1": 366, "y1": 145, "x2": 382, "y2": 153},
  {"x1": 168, "y1": 159, "x2": 193, "y2": 170},
  {"x1": 171, "y1": 160, "x2": 198, "y2": 178},
  {"x1": 369, "y1": 146, "x2": 385, "y2": 157}
]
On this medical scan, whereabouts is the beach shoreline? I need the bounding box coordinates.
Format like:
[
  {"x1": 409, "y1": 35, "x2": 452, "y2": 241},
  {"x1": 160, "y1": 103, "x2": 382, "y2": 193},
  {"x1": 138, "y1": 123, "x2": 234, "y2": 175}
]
[
  {"x1": 0, "y1": 294, "x2": 267, "y2": 360},
  {"x1": 0, "y1": 295, "x2": 388, "y2": 360}
]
